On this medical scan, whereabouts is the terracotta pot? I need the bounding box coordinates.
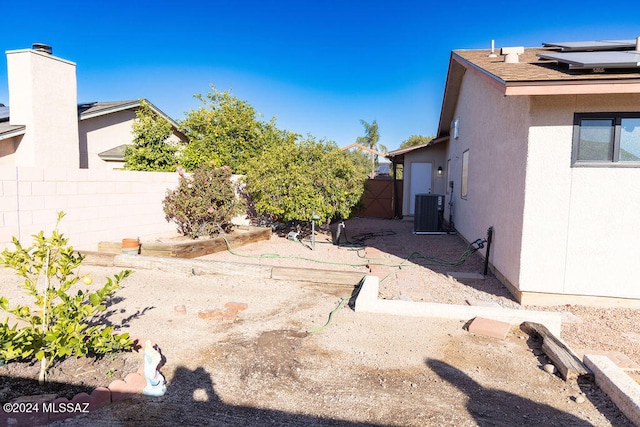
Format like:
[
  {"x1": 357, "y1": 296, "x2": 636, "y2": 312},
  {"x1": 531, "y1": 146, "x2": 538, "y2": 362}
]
[{"x1": 122, "y1": 238, "x2": 140, "y2": 255}]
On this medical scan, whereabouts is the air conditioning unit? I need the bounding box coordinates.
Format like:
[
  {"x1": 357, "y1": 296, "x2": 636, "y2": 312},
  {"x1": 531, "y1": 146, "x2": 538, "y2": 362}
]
[{"x1": 414, "y1": 194, "x2": 444, "y2": 234}]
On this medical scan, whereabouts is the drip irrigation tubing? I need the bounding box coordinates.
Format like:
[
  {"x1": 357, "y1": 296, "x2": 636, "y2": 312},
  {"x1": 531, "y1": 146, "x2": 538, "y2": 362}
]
[
  {"x1": 219, "y1": 234, "x2": 484, "y2": 269},
  {"x1": 307, "y1": 297, "x2": 348, "y2": 333}
]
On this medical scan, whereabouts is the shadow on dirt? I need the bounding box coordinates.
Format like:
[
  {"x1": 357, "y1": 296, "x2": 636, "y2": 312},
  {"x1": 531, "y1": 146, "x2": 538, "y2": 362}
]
[
  {"x1": 426, "y1": 358, "x2": 630, "y2": 426},
  {"x1": 49, "y1": 364, "x2": 388, "y2": 427}
]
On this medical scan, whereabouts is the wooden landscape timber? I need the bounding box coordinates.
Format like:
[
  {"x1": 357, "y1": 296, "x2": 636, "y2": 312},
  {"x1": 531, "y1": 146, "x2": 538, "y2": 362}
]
[
  {"x1": 271, "y1": 266, "x2": 365, "y2": 285},
  {"x1": 521, "y1": 321, "x2": 593, "y2": 382},
  {"x1": 97, "y1": 226, "x2": 271, "y2": 258}
]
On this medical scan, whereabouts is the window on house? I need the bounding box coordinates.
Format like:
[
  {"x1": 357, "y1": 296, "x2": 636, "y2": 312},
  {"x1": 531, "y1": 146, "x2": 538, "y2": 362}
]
[
  {"x1": 461, "y1": 150, "x2": 469, "y2": 199},
  {"x1": 573, "y1": 113, "x2": 640, "y2": 165}
]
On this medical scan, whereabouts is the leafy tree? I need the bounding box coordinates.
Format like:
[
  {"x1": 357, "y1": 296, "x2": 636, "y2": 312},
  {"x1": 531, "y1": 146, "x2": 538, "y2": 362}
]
[
  {"x1": 399, "y1": 134, "x2": 434, "y2": 149},
  {"x1": 356, "y1": 119, "x2": 387, "y2": 178},
  {"x1": 179, "y1": 86, "x2": 282, "y2": 173},
  {"x1": 124, "y1": 100, "x2": 178, "y2": 171},
  {"x1": 244, "y1": 136, "x2": 369, "y2": 224}
]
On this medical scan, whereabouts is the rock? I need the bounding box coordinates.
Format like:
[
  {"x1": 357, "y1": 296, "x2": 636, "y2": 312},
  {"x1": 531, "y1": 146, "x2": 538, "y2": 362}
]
[
  {"x1": 543, "y1": 364, "x2": 556, "y2": 374},
  {"x1": 575, "y1": 395, "x2": 586, "y2": 404}
]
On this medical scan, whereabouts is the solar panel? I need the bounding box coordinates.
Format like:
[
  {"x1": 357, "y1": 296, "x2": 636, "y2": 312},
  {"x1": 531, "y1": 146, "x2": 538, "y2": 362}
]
[
  {"x1": 538, "y1": 51, "x2": 640, "y2": 70},
  {"x1": 543, "y1": 40, "x2": 637, "y2": 52}
]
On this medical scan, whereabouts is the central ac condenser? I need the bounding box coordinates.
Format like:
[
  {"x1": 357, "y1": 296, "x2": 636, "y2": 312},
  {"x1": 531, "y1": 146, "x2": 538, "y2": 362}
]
[{"x1": 413, "y1": 194, "x2": 444, "y2": 234}]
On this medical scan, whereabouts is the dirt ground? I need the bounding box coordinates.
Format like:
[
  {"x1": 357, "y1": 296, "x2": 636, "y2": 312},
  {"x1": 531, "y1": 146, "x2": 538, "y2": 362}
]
[{"x1": 0, "y1": 218, "x2": 637, "y2": 426}]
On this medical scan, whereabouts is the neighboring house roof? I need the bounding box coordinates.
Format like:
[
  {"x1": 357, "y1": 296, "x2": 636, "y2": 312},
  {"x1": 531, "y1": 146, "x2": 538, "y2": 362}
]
[
  {"x1": 0, "y1": 99, "x2": 186, "y2": 144},
  {"x1": 77, "y1": 100, "x2": 182, "y2": 131},
  {"x1": 438, "y1": 44, "x2": 640, "y2": 137},
  {"x1": 98, "y1": 144, "x2": 127, "y2": 161},
  {"x1": 0, "y1": 107, "x2": 26, "y2": 140},
  {"x1": 385, "y1": 137, "x2": 447, "y2": 163},
  {"x1": 0, "y1": 123, "x2": 26, "y2": 140}
]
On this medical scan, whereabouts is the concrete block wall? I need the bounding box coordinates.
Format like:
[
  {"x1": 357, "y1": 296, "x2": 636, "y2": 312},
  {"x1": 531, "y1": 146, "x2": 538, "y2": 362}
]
[{"x1": 0, "y1": 167, "x2": 180, "y2": 251}]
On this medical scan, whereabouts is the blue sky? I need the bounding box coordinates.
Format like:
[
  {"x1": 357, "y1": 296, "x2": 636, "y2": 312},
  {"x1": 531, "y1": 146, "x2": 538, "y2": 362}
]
[{"x1": 1, "y1": 1, "x2": 639, "y2": 151}]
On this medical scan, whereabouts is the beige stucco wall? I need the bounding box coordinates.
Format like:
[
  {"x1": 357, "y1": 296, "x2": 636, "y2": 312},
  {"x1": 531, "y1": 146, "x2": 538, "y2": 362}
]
[
  {"x1": 522, "y1": 94, "x2": 640, "y2": 299},
  {"x1": 445, "y1": 71, "x2": 530, "y2": 289},
  {"x1": 79, "y1": 110, "x2": 137, "y2": 169},
  {"x1": 0, "y1": 167, "x2": 179, "y2": 251},
  {"x1": 401, "y1": 144, "x2": 448, "y2": 216},
  {"x1": 7, "y1": 50, "x2": 79, "y2": 168},
  {"x1": 79, "y1": 110, "x2": 184, "y2": 170}
]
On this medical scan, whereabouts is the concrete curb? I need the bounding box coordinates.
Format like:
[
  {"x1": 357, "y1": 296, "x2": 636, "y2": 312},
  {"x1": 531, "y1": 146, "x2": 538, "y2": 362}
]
[
  {"x1": 354, "y1": 275, "x2": 563, "y2": 335},
  {"x1": 584, "y1": 354, "x2": 640, "y2": 426}
]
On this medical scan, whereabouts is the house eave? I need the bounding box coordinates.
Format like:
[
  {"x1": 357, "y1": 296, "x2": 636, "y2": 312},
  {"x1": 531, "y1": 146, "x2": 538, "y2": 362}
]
[{"x1": 503, "y1": 80, "x2": 640, "y2": 96}]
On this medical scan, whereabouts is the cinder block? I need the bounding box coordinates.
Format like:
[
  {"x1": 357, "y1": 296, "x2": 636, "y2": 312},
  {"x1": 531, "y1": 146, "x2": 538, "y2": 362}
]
[{"x1": 468, "y1": 317, "x2": 511, "y2": 340}]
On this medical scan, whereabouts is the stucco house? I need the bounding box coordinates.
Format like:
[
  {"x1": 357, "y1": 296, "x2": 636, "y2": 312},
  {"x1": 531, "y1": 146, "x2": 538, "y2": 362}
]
[
  {"x1": 0, "y1": 45, "x2": 186, "y2": 170},
  {"x1": 423, "y1": 39, "x2": 640, "y2": 306},
  {"x1": 386, "y1": 140, "x2": 448, "y2": 217}
]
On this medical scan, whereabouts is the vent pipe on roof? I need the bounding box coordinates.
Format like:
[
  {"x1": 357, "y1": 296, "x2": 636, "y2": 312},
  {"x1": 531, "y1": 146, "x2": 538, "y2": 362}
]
[
  {"x1": 501, "y1": 46, "x2": 524, "y2": 63},
  {"x1": 488, "y1": 40, "x2": 497, "y2": 58},
  {"x1": 636, "y1": 37, "x2": 640, "y2": 52},
  {"x1": 32, "y1": 43, "x2": 52, "y2": 55}
]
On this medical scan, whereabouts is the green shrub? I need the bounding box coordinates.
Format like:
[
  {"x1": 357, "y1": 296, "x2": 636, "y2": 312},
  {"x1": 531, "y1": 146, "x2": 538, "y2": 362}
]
[
  {"x1": 243, "y1": 136, "x2": 369, "y2": 224},
  {"x1": 163, "y1": 163, "x2": 238, "y2": 238},
  {"x1": 0, "y1": 212, "x2": 133, "y2": 383}
]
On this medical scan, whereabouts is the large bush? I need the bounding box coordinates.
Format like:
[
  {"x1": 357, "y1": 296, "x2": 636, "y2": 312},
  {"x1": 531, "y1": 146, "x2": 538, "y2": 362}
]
[
  {"x1": 163, "y1": 163, "x2": 238, "y2": 238},
  {"x1": 244, "y1": 136, "x2": 369, "y2": 224}
]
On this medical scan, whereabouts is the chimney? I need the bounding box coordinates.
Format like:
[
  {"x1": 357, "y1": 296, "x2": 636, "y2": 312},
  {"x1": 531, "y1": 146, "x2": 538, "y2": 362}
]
[
  {"x1": 31, "y1": 43, "x2": 52, "y2": 55},
  {"x1": 501, "y1": 46, "x2": 524, "y2": 63},
  {"x1": 6, "y1": 46, "x2": 79, "y2": 168}
]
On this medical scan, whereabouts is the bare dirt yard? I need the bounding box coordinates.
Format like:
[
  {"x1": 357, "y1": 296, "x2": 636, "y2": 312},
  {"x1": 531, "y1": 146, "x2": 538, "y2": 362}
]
[{"x1": 0, "y1": 218, "x2": 638, "y2": 426}]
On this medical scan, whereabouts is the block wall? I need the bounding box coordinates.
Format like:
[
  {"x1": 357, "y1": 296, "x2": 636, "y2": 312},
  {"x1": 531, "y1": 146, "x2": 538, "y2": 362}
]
[{"x1": 0, "y1": 167, "x2": 180, "y2": 251}]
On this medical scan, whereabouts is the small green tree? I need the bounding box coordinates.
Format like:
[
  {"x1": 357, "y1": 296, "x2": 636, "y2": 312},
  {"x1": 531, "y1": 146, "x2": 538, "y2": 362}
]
[
  {"x1": 163, "y1": 163, "x2": 239, "y2": 238},
  {"x1": 399, "y1": 134, "x2": 434, "y2": 149},
  {"x1": 179, "y1": 86, "x2": 282, "y2": 173},
  {"x1": 0, "y1": 212, "x2": 133, "y2": 384},
  {"x1": 124, "y1": 100, "x2": 178, "y2": 171},
  {"x1": 244, "y1": 136, "x2": 369, "y2": 224}
]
